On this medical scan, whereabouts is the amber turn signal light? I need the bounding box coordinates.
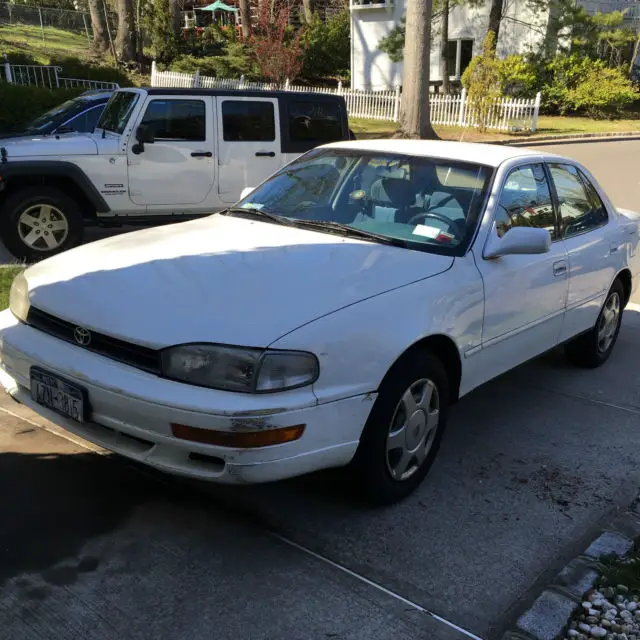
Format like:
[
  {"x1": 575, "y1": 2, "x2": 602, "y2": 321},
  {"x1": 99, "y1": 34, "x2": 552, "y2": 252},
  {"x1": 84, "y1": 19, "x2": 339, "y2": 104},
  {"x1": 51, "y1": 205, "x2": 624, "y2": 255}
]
[{"x1": 171, "y1": 423, "x2": 305, "y2": 448}]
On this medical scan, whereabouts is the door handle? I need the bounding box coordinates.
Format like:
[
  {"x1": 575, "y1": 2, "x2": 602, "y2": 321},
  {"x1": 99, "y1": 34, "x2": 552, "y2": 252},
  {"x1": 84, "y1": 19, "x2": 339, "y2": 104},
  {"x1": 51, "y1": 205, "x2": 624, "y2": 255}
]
[
  {"x1": 191, "y1": 151, "x2": 212, "y2": 158},
  {"x1": 255, "y1": 151, "x2": 275, "y2": 158},
  {"x1": 553, "y1": 261, "x2": 568, "y2": 277},
  {"x1": 610, "y1": 243, "x2": 619, "y2": 254}
]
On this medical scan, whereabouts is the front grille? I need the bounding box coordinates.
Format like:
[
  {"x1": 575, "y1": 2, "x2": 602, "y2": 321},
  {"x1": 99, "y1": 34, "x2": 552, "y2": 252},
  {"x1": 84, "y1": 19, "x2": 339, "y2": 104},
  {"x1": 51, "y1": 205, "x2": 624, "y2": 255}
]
[{"x1": 27, "y1": 307, "x2": 161, "y2": 375}]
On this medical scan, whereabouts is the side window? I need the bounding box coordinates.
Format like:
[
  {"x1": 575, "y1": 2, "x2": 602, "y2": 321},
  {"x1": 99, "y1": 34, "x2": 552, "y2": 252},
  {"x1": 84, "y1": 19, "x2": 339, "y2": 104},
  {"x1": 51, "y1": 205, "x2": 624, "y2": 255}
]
[
  {"x1": 288, "y1": 101, "x2": 343, "y2": 144},
  {"x1": 549, "y1": 163, "x2": 608, "y2": 239},
  {"x1": 495, "y1": 163, "x2": 557, "y2": 240},
  {"x1": 140, "y1": 100, "x2": 206, "y2": 141},
  {"x1": 222, "y1": 101, "x2": 275, "y2": 142},
  {"x1": 65, "y1": 105, "x2": 104, "y2": 133}
]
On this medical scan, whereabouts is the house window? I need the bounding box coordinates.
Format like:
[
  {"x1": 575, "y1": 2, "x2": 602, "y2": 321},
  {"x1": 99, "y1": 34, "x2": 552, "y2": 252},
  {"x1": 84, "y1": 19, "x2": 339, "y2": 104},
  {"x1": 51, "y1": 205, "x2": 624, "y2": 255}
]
[{"x1": 445, "y1": 39, "x2": 474, "y2": 79}]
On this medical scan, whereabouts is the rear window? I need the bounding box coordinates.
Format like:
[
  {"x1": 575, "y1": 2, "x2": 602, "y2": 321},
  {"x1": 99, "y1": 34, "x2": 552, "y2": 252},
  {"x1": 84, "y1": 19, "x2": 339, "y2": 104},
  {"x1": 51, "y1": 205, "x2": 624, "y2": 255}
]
[
  {"x1": 288, "y1": 101, "x2": 343, "y2": 144},
  {"x1": 222, "y1": 101, "x2": 275, "y2": 142}
]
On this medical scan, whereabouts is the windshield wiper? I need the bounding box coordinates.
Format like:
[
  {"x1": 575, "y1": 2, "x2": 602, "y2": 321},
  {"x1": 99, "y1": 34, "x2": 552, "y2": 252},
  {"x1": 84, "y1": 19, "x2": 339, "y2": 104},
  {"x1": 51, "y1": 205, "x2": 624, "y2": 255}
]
[
  {"x1": 223, "y1": 207, "x2": 296, "y2": 226},
  {"x1": 291, "y1": 219, "x2": 406, "y2": 247}
]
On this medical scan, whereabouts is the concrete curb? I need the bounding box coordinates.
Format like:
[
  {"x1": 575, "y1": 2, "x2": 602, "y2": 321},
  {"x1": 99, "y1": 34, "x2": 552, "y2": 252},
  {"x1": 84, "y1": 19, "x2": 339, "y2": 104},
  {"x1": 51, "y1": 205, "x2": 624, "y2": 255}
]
[
  {"x1": 497, "y1": 131, "x2": 640, "y2": 147},
  {"x1": 501, "y1": 503, "x2": 640, "y2": 640}
]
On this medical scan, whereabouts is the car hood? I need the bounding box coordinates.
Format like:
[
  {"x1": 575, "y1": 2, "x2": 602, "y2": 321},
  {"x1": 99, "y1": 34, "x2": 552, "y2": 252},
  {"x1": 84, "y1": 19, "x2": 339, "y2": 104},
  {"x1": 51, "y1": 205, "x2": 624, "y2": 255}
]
[
  {"x1": 0, "y1": 133, "x2": 98, "y2": 157},
  {"x1": 24, "y1": 215, "x2": 453, "y2": 348}
]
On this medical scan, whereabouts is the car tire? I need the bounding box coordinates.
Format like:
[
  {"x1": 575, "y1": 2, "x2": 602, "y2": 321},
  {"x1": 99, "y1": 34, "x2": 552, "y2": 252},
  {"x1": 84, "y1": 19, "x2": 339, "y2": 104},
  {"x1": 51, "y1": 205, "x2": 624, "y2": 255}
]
[
  {"x1": 349, "y1": 349, "x2": 449, "y2": 505},
  {"x1": 0, "y1": 187, "x2": 84, "y2": 262},
  {"x1": 564, "y1": 279, "x2": 625, "y2": 368}
]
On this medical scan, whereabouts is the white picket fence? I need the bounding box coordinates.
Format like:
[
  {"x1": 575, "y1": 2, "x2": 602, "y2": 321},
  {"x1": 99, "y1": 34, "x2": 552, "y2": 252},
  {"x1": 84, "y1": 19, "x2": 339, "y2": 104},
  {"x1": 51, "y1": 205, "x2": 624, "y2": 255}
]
[
  {"x1": 3, "y1": 62, "x2": 120, "y2": 91},
  {"x1": 151, "y1": 62, "x2": 541, "y2": 131}
]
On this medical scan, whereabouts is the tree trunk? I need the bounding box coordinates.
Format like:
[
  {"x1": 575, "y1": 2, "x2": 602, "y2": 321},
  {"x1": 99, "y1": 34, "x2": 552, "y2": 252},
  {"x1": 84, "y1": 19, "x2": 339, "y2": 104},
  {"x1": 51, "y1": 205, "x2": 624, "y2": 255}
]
[
  {"x1": 398, "y1": 0, "x2": 438, "y2": 138},
  {"x1": 170, "y1": 0, "x2": 182, "y2": 36},
  {"x1": 630, "y1": 34, "x2": 640, "y2": 77},
  {"x1": 302, "y1": 0, "x2": 314, "y2": 24},
  {"x1": 115, "y1": 0, "x2": 137, "y2": 61},
  {"x1": 88, "y1": 0, "x2": 109, "y2": 52},
  {"x1": 239, "y1": 0, "x2": 251, "y2": 38},
  {"x1": 487, "y1": 0, "x2": 503, "y2": 51},
  {"x1": 439, "y1": 0, "x2": 449, "y2": 94}
]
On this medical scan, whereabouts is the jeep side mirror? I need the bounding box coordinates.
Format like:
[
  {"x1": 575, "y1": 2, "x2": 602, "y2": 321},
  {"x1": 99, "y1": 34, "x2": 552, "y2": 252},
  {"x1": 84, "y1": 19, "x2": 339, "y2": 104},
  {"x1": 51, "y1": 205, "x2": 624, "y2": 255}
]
[{"x1": 132, "y1": 125, "x2": 154, "y2": 155}]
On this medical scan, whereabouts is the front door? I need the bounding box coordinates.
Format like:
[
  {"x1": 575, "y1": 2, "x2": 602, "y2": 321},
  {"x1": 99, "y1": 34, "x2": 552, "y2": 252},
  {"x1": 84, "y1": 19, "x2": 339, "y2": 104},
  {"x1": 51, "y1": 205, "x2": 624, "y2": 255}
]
[
  {"x1": 473, "y1": 162, "x2": 569, "y2": 376},
  {"x1": 127, "y1": 96, "x2": 215, "y2": 207},
  {"x1": 216, "y1": 97, "x2": 280, "y2": 204}
]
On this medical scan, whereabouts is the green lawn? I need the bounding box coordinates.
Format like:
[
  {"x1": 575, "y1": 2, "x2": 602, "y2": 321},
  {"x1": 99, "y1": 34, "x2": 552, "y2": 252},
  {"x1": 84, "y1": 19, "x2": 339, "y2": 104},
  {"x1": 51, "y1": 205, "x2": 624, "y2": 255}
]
[
  {"x1": 0, "y1": 266, "x2": 24, "y2": 310},
  {"x1": 350, "y1": 114, "x2": 640, "y2": 142},
  {"x1": 0, "y1": 24, "x2": 92, "y2": 64}
]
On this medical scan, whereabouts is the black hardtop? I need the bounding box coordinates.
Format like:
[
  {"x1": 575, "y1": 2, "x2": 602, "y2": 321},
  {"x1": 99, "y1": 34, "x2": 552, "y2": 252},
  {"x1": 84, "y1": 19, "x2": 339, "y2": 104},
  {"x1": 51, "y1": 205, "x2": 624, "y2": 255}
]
[{"x1": 143, "y1": 87, "x2": 345, "y2": 103}]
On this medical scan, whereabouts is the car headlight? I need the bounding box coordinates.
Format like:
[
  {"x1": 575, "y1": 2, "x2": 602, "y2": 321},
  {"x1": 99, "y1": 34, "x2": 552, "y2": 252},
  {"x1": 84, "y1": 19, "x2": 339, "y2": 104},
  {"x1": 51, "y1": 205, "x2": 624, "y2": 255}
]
[
  {"x1": 160, "y1": 344, "x2": 319, "y2": 393},
  {"x1": 9, "y1": 273, "x2": 29, "y2": 323}
]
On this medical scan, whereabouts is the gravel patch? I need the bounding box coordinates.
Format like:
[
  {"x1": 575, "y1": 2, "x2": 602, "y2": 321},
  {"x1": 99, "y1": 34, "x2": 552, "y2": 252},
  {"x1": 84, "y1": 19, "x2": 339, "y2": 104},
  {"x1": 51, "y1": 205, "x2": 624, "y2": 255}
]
[{"x1": 562, "y1": 576, "x2": 640, "y2": 640}]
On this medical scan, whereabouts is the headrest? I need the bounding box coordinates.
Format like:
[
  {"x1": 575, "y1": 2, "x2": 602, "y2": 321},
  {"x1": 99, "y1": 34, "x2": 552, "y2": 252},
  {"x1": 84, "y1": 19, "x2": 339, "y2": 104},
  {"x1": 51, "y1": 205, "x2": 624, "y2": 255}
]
[{"x1": 370, "y1": 178, "x2": 415, "y2": 208}]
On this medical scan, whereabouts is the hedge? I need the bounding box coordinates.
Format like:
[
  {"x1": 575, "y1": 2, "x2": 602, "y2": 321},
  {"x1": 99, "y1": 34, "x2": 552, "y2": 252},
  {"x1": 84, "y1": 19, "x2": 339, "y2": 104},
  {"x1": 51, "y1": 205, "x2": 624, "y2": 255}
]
[{"x1": 0, "y1": 84, "x2": 84, "y2": 134}]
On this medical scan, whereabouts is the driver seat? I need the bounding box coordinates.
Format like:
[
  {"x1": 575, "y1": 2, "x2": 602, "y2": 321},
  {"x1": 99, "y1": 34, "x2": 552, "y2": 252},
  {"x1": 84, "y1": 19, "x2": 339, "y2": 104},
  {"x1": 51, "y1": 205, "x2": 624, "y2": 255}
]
[{"x1": 369, "y1": 178, "x2": 414, "y2": 223}]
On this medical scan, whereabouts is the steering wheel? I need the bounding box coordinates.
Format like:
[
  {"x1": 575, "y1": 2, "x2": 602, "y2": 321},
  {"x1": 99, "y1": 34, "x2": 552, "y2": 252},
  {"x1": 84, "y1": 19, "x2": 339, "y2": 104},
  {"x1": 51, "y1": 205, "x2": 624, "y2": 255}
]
[{"x1": 407, "y1": 211, "x2": 461, "y2": 233}]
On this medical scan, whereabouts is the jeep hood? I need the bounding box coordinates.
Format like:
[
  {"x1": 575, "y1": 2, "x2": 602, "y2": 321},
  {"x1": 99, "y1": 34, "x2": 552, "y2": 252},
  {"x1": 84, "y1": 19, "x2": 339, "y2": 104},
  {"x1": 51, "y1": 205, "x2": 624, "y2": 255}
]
[
  {"x1": 24, "y1": 215, "x2": 453, "y2": 348},
  {"x1": 0, "y1": 133, "x2": 98, "y2": 157}
]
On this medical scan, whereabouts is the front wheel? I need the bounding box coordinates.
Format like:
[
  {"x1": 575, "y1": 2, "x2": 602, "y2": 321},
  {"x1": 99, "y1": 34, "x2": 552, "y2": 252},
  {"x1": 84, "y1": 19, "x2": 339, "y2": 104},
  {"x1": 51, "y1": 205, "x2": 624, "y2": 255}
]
[
  {"x1": 564, "y1": 279, "x2": 624, "y2": 368},
  {"x1": 349, "y1": 350, "x2": 449, "y2": 505},
  {"x1": 0, "y1": 187, "x2": 84, "y2": 262}
]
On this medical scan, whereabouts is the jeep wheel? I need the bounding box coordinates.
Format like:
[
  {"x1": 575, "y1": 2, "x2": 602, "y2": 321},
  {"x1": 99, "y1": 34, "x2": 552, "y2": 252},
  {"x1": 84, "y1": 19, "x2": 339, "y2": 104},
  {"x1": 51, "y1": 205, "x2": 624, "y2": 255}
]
[{"x1": 0, "y1": 187, "x2": 84, "y2": 262}]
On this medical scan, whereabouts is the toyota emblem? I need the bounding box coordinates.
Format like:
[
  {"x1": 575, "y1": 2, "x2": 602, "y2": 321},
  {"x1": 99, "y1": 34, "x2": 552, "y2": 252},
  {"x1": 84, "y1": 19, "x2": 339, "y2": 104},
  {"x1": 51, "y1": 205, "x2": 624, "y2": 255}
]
[{"x1": 73, "y1": 326, "x2": 92, "y2": 346}]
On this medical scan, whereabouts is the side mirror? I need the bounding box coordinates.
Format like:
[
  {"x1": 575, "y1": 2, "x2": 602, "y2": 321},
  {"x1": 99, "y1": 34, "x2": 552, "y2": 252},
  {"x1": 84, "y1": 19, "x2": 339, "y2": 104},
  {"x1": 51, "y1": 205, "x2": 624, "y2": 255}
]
[
  {"x1": 132, "y1": 125, "x2": 154, "y2": 155},
  {"x1": 484, "y1": 226, "x2": 551, "y2": 259},
  {"x1": 239, "y1": 187, "x2": 255, "y2": 200}
]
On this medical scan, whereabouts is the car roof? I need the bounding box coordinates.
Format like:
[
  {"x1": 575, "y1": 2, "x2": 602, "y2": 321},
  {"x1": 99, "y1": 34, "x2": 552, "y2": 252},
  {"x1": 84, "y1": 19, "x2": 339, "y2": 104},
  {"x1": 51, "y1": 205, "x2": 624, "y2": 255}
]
[{"x1": 322, "y1": 139, "x2": 564, "y2": 168}]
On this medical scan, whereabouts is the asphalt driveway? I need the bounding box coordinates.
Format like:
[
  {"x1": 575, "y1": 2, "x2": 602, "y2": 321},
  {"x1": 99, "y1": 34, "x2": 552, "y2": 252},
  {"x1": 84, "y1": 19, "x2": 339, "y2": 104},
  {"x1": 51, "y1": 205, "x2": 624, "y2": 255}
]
[{"x1": 0, "y1": 139, "x2": 639, "y2": 640}]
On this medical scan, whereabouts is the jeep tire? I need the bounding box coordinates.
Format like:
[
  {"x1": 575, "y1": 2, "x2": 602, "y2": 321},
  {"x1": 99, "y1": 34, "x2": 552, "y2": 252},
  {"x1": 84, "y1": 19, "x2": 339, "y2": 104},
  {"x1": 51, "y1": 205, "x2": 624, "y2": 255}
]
[{"x1": 0, "y1": 187, "x2": 84, "y2": 262}]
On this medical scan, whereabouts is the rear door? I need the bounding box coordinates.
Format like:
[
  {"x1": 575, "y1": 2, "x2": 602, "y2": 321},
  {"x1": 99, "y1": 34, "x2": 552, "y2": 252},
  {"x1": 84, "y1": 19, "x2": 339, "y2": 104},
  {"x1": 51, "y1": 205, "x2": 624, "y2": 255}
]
[
  {"x1": 548, "y1": 163, "x2": 619, "y2": 341},
  {"x1": 216, "y1": 96, "x2": 280, "y2": 204}
]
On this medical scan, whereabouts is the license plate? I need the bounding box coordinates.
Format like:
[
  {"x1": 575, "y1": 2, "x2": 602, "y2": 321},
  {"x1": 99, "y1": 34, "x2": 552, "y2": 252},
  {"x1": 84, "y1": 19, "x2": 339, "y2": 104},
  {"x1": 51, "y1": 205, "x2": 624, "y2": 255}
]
[{"x1": 30, "y1": 367, "x2": 87, "y2": 423}]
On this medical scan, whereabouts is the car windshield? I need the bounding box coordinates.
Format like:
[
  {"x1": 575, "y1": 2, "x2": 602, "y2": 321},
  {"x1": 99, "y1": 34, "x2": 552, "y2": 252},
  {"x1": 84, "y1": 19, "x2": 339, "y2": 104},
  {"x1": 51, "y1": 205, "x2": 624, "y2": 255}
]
[
  {"x1": 97, "y1": 91, "x2": 139, "y2": 134},
  {"x1": 235, "y1": 149, "x2": 494, "y2": 255},
  {"x1": 24, "y1": 97, "x2": 88, "y2": 133}
]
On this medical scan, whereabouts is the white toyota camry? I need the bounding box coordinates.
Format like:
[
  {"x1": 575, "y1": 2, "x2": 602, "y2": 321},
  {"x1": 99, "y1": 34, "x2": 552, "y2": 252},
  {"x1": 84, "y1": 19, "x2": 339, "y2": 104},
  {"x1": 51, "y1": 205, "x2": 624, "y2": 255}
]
[{"x1": 1, "y1": 140, "x2": 638, "y2": 504}]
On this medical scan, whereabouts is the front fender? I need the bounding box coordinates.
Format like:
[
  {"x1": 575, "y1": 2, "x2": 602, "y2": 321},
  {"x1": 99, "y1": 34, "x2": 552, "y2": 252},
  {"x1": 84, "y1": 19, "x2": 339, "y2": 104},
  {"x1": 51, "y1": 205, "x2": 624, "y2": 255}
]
[
  {"x1": 270, "y1": 256, "x2": 485, "y2": 404},
  {"x1": 0, "y1": 160, "x2": 110, "y2": 213}
]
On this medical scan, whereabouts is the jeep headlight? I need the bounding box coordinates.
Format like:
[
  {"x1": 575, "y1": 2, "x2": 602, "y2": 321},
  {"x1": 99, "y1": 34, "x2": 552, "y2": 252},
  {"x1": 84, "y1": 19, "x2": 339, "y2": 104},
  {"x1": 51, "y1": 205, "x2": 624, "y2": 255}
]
[
  {"x1": 9, "y1": 273, "x2": 29, "y2": 323},
  {"x1": 161, "y1": 344, "x2": 319, "y2": 393}
]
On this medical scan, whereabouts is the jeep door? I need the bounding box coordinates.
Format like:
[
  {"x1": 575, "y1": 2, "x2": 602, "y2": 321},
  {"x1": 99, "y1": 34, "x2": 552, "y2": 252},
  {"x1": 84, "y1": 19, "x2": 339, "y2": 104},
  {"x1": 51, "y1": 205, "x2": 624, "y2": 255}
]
[
  {"x1": 127, "y1": 96, "x2": 215, "y2": 207},
  {"x1": 216, "y1": 96, "x2": 281, "y2": 204}
]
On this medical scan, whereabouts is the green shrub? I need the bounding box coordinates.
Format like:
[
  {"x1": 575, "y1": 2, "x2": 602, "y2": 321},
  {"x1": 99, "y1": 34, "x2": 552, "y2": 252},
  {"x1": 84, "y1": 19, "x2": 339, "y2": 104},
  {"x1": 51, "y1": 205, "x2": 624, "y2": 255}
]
[
  {"x1": 540, "y1": 54, "x2": 638, "y2": 117},
  {"x1": 463, "y1": 33, "x2": 501, "y2": 132},
  {"x1": 171, "y1": 43, "x2": 258, "y2": 79},
  {"x1": 301, "y1": 10, "x2": 350, "y2": 80},
  {"x1": 567, "y1": 66, "x2": 638, "y2": 117},
  {"x1": 0, "y1": 84, "x2": 83, "y2": 133}
]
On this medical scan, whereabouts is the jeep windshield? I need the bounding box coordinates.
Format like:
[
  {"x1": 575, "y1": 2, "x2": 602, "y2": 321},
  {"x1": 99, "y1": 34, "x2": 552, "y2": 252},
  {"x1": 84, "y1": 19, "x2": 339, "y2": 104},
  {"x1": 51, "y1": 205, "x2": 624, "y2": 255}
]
[
  {"x1": 98, "y1": 91, "x2": 139, "y2": 135},
  {"x1": 233, "y1": 149, "x2": 493, "y2": 256}
]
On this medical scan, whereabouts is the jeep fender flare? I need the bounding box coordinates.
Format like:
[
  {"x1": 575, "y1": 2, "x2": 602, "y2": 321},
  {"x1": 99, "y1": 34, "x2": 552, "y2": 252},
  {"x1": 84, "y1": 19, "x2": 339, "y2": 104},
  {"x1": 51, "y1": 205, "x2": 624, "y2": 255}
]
[{"x1": 0, "y1": 161, "x2": 110, "y2": 213}]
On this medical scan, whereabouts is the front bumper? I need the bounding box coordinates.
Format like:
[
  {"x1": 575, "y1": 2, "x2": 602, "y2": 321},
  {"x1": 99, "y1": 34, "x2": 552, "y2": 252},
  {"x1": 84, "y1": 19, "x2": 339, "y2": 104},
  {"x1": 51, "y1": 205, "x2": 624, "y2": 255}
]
[{"x1": 0, "y1": 310, "x2": 375, "y2": 484}]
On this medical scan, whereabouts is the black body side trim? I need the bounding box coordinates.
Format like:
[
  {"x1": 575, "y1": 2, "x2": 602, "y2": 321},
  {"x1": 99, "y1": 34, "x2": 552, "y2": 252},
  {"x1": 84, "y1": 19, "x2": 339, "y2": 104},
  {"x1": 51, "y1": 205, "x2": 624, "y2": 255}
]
[{"x1": 0, "y1": 161, "x2": 110, "y2": 212}]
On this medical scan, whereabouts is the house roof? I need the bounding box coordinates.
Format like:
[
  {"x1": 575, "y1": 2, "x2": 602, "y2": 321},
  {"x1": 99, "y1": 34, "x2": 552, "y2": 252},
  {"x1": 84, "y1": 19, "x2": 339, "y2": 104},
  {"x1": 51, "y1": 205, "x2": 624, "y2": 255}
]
[{"x1": 323, "y1": 139, "x2": 556, "y2": 168}]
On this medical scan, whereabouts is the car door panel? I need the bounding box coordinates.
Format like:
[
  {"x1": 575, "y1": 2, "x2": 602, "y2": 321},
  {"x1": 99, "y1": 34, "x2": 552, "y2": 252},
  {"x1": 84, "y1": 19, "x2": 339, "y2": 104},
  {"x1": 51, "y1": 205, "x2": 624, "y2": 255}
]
[
  {"x1": 216, "y1": 97, "x2": 280, "y2": 204},
  {"x1": 548, "y1": 163, "x2": 619, "y2": 341},
  {"x1": 127, "y1": 96, "x2": 215, "y2": 207},
  {"x1": 472, "y1": 163, "x2": 569, "y2": 379}
]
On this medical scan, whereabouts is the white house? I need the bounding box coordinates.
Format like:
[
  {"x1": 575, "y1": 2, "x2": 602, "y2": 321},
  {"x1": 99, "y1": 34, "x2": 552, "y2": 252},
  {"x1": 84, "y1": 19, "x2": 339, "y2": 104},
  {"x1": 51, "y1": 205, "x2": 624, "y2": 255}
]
[{"x1": 349, "y1": 0, "x2": 640, "y2": 91}]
